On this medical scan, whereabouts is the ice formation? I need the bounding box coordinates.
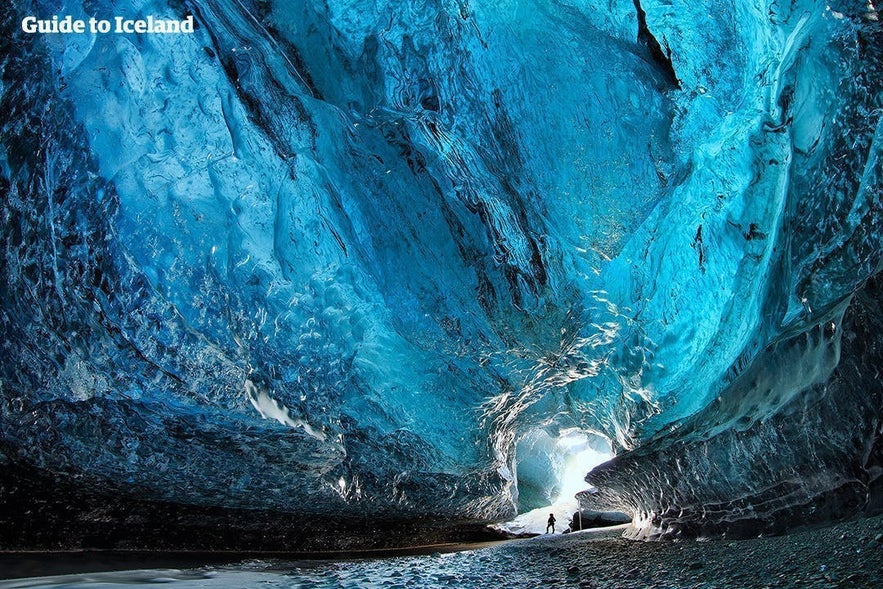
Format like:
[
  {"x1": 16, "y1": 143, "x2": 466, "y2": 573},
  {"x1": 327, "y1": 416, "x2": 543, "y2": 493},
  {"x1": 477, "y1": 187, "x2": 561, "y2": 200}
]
[{"x1": 0, "y1": 0, "x2": 880, "y2": 543}]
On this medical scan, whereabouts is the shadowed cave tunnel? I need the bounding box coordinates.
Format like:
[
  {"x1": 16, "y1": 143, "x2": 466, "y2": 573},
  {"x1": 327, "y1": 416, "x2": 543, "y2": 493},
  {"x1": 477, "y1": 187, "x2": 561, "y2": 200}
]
[{"x1": 0, "y1": 0, "x2": 882, "y2": 550}]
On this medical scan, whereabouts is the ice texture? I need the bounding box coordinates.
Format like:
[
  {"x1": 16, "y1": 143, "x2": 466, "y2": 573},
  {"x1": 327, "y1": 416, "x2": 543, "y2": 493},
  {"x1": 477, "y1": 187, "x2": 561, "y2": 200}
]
[{"x1": 0, "y1": 0, "x2": 881, "y2": 537}]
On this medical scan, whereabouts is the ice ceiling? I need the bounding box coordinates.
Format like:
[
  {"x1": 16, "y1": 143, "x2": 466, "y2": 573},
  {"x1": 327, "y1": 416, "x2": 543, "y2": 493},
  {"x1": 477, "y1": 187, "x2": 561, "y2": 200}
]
[{"x1": 1, "y1": 0, "x2": 881, "y2": 538}]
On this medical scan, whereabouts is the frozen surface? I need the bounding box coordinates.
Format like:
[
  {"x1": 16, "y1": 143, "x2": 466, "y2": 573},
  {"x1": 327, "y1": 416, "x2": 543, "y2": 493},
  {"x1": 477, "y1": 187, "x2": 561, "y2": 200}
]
[{"x1": 0, "y1": 0, "x2": 881, "y2": 538}]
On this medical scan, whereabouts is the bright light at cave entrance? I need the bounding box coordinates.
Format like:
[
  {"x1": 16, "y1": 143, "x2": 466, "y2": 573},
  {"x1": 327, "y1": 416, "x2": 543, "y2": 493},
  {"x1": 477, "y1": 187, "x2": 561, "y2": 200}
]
[
  {"x1": 553, "y1": 430, "x2": 612, "y2": 503},
  {"x1": 498, "y1": 430, "x2": 613, "y2": 535}
]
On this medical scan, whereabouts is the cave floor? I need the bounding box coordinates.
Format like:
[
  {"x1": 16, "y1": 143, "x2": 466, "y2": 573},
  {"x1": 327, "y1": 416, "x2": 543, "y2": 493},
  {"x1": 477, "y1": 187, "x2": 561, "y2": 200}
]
[{"x1": 1, "y1": 515, "x2": 881, "y2": 588}]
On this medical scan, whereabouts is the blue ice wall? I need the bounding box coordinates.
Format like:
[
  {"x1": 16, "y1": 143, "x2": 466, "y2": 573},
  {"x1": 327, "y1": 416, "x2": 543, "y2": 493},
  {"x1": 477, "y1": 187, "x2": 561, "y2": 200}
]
[{"x1": 0, "y1": 0, "x2": 880, "y2": 531}]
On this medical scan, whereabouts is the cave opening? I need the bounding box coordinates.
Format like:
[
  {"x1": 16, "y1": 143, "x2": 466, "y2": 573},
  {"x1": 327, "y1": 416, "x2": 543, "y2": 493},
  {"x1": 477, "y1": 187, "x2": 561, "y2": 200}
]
[{"x1": 501, "y1": 428, "x2": 613, "y2": 534}]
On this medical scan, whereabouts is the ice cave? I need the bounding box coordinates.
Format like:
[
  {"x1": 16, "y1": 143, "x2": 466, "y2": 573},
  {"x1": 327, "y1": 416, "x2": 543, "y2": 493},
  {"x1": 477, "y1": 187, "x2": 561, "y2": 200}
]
[{"x1": 0, "y1": 0, "x2": 881, "y2": 584}]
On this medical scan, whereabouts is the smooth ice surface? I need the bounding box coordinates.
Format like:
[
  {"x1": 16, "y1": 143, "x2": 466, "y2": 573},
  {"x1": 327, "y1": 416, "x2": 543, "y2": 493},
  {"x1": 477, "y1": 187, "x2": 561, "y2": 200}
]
[{"x1": 1, "y1": 0, "x2": 881, "y2": 535}]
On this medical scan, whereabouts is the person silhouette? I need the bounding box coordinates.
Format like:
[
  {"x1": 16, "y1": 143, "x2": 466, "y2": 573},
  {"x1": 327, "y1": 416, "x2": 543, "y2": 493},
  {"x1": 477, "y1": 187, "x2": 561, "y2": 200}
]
[{"x1": 546, "y1": 513, "x2": 556, "y2": 533}]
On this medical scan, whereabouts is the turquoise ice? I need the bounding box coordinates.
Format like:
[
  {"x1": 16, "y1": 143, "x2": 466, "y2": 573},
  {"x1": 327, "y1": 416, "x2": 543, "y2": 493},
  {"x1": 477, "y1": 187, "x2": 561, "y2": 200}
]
[{"x1": 0, "y1": 0, "x2": 880, "y2": 536}]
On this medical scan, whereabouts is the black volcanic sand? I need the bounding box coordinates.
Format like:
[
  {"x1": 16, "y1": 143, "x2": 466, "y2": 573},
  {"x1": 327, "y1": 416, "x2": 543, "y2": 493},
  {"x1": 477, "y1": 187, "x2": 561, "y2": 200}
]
[
  {"x1": 500, "y1": 516, "x2": 883, "y2": 589},
  {"x1": 1, "y1": 515, "x2": 881, "y2": 588}
]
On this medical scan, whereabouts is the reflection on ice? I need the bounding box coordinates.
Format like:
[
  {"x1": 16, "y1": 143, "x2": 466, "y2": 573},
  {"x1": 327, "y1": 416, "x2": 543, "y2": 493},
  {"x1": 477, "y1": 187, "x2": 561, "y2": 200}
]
[{"x1": 0, "y1": 569, "x2": 217, "y2": 589}]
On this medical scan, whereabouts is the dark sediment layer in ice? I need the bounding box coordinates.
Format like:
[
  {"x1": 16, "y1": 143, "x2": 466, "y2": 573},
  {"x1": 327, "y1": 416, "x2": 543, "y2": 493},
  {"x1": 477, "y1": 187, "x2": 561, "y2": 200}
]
[{"x1": 0, "y1": 461, "x2": 506, "y2": 552}]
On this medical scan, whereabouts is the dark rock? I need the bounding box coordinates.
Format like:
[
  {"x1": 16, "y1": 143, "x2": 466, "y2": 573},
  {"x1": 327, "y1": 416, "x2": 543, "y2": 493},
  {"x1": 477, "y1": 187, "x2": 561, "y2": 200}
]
[{"x1": 568, "y1": 510, "x2": 632, "y2": 531}]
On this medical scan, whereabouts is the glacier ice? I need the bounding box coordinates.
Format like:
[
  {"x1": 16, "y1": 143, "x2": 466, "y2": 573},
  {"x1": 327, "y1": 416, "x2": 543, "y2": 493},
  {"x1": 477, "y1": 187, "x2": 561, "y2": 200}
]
[{"x1": 0, "y1": 0, "x2": 881, "y2": 545}]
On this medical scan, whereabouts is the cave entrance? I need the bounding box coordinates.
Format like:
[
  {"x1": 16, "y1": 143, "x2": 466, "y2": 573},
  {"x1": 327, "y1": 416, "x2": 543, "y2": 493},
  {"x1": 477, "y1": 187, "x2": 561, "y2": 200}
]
[{"x1": 502, "y1": 428, "x2": 613, "y2": 535}]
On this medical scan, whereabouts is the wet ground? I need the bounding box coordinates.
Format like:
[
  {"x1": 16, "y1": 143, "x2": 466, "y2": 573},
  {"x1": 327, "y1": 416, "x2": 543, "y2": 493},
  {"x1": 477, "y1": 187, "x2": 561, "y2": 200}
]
[{"x1": 1, "y1": 515, "x2": 881, "y2": 588}]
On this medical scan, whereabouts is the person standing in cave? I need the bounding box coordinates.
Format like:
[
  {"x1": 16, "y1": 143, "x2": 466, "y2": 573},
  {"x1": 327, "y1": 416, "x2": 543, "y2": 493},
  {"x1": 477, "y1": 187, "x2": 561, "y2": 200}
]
[{"x1": 546, "y1": 513, "x2": 556, "y2": 534}]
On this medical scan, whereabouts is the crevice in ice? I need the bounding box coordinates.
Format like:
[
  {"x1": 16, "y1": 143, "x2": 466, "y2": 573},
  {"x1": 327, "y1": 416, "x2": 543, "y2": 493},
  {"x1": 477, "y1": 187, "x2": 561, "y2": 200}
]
[{"x1": 632, "y1": 0, "x2": 679, "y2": 89}]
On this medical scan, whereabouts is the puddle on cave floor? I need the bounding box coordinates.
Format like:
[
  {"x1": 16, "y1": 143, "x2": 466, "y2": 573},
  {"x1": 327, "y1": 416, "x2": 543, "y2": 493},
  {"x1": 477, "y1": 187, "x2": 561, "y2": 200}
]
[{"x1": 0, "y1": 527, "x2": 627, "y2": 589}]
